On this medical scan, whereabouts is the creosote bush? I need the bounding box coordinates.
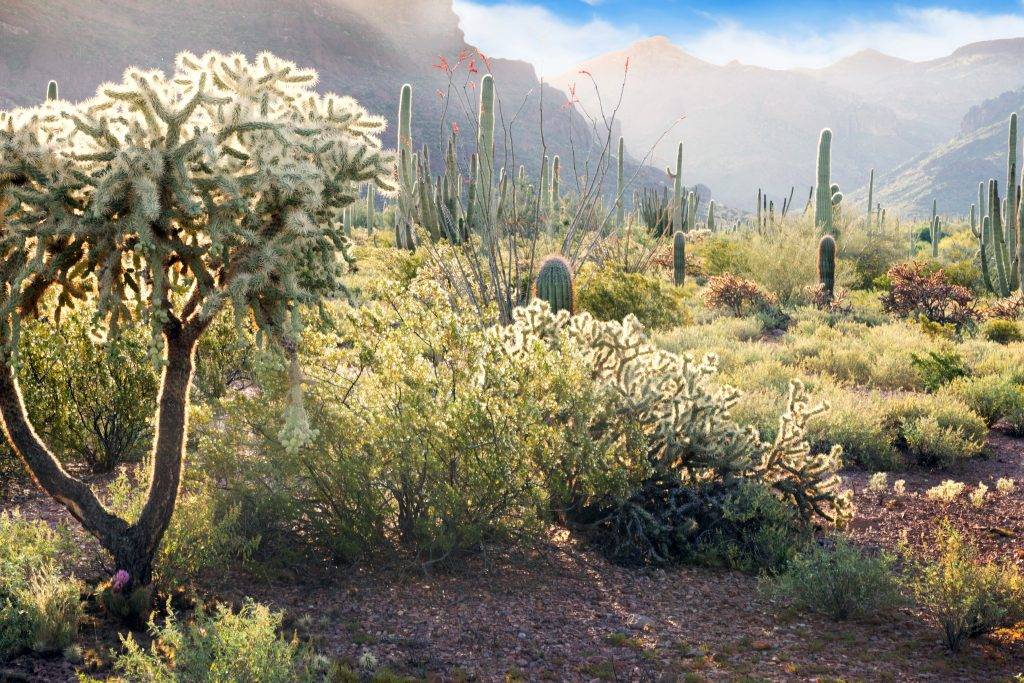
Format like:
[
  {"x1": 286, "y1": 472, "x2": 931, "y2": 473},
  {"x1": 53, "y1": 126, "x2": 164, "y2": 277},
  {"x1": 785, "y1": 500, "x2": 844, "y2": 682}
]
[
  {"x1": 981, "y1": 319, "x2": 1023, "y2": 344},
  {"x1": 576, "y1": 263, "x2": 688, "y2": 331},
  {"x1": 761, "y1": 537, "x2": 903, "y2": 621},
  {"x1": 908, "y1": 523, "x2": 1024, "y2": 652}
]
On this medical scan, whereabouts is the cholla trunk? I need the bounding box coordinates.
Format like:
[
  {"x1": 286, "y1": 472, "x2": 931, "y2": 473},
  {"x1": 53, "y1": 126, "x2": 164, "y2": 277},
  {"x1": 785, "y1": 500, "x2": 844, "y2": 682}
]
[{"x1": 0, "y1": 319, "x2": 200, "y2": 586}]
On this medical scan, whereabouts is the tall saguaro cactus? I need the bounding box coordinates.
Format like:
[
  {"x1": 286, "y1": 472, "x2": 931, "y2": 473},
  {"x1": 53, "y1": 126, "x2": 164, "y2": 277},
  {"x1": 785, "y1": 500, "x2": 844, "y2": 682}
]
[
  {"x1": 671, "y1": 142, "x2": 683, "y2": 231},
  {"x1": 475, "y1": 74, "x2": 495, "y2": 229},
  {"x1": 46, "y1": 80, "x2": 58, "y2": 101},
  {"x1": 865, "y1": 168, "x2": 874, "y2": 233},
  {"x1": 1008, "y1": 113, "x2": 1019, "y2": 287},
  {"x1": 706, "y1": 200, "x2": 716, "y2": 232},
  {"x1": 815, "y1": 129, "x2": 834, "y2": 234}
]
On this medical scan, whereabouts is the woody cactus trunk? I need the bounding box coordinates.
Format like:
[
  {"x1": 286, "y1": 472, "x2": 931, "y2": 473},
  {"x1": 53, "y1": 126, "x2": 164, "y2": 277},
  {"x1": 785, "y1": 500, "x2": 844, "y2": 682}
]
[{"x1": 0, "y1": 51, "x2": 392, "y2": 587}]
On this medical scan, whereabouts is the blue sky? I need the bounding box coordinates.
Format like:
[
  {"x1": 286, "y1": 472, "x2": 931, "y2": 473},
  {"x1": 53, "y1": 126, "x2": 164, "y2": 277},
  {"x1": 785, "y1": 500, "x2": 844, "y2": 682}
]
[{"x1": 453, "y1": 1, "x2": 1024, "y2": 74}]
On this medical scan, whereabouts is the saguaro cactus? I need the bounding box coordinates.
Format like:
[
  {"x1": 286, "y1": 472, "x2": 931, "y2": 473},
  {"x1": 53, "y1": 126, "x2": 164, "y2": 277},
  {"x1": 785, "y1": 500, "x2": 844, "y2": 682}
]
[
  {"x1": 706, "y1": 200, "x2": 716, "y2": 232},
  {"x1": 670, "y1": 142, "x2": 683, "y2": 230},
  {"x1": 673, "y1": 231, "x2": 686, "y2": 287},
  {"x1": 818, "y1": 234, "x2": 836, "y2": 300},
  {"x1": 365, "y1": 183, "x2": 376, "y2": 234},
  {"x1": 865, "y1": 168, "x2": 874, "y2": 233},
  {"x1": 815, "y1": 129, "x2": 834, "y2": 234},
  {"x1": 46, "y1": 80, "x2": 58, "y2": 101},
  {"x1": 534, "y1": 256, "x2": 574, "y2": 314}
]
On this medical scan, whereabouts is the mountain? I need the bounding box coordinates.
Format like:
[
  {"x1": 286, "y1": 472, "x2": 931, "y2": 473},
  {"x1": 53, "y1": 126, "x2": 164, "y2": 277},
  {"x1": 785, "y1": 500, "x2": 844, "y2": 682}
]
[
  {"x1": 0, "y1": 0, "x2": 649, "y2": 196},
  {"x1": 871, "y1": 90, "x2": 1024, "y2": 217},
  {"x1": 551, "y1": 36, "x2": 1024, "y2": 211}
]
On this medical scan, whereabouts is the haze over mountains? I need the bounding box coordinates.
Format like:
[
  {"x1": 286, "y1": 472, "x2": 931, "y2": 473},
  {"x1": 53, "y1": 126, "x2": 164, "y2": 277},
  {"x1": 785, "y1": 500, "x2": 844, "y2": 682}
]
[
  {"x1": 2, "y1": 0, "x2": 1023, "y2": 217},
  {"x1": 0, "y1": 0, "x2": 645, "y2": 196},
  {"x1": 551, "y1": 36, "x2": 1024, "y2": 215}
]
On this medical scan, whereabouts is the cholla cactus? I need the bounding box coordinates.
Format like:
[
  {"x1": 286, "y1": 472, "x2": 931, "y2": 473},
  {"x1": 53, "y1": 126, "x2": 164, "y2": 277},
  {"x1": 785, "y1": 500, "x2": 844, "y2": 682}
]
[
  {"x1": 495, "y1": 301, "x2": 852, "y2": 528},
  {"x1": 0, "y1": 50, "x2": 393, "y2": 585}
]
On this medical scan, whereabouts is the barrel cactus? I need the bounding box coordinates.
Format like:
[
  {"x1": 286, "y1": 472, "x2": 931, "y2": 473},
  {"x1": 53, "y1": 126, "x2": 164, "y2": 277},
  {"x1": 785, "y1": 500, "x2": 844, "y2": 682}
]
[{"x1": 534, "y1": 256, "x2": 575, "y2": 314}]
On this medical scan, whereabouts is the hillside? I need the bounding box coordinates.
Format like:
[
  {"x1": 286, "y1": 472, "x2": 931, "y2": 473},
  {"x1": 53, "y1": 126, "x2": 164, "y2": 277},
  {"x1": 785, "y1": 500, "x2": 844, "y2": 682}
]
[
  {"x1": 0, "y1": 0, "x2": 650, "y2": 194},
  {"x1": 552, "y1": 37, "x2": 1024, "y2": 209}
]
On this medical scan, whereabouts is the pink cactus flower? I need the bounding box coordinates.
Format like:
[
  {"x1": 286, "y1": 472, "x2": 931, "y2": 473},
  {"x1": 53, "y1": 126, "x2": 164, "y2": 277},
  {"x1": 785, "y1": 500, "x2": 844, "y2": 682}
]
[{"x1": 112, "y1": 569, "x2": 130, "y2": 592}]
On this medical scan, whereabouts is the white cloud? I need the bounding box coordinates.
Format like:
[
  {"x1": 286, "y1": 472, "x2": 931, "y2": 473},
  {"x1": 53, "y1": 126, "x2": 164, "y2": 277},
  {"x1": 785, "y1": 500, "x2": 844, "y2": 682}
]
[
  {"x1": 452, "y1": 1, "x2": 642, "y2": 76},
  {"x1": 453, "y1": 3, "x2": 1024, "y2": 73},
  {"x1": 687, "y1": 8, "x2": 1024, "y2": 69}
]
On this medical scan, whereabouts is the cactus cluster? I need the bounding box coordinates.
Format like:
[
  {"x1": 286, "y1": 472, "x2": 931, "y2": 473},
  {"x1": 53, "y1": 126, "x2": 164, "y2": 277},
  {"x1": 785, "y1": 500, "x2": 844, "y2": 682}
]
[
  {"x1": 392, "y1": 75, "x2": 504, "y2": 249},
  {"x1": 976, "y1": 113, "x2": 1023, "y2": 296}
]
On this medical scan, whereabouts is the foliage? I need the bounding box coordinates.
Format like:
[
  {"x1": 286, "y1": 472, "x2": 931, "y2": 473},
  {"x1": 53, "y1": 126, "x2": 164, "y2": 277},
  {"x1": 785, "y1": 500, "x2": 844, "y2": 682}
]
[
  {"x1": 704, "y1": 275, "x2": 775, "y2": 317},
  {"x1": 909, "y1": 348, "x2": 969, "y2": 392},
  {"x1": 15, "y1": 303, "x2": 158, "y2": 473},
  {"x1": 944, "y1": 374, "x2": 1024, "y2": 434},
  {"x1": 880, "y1": 262, "x2": 978, "y2": 329},
  {"x1": 576, "y1": 264, "x2": 688, "y2": 331},
  {"x1": 198, "y1": 282, "x2": 553, "y2": 566},
  {"x1": 981, "y1": 319, "x2": 1023, "y2": 344},
  {"x1": 115, "y1": 600, "x2": 308, "y2": 682},
  {"x1": 762, "y1": 538, "x2": 904, "y2": 621},
  {"x1": 105, "y1": 468, "x2": 257, "y2": 590},
  {"x1": 982, "y1": 292, "x2": 1024, "y2": 320},
  {"x1": 885, "y1": 394, "x2": 986, "y2": 468},
  {"x1": 908, "y1": 523, "x2": 1024, "y2": 652},
  {"x1": 0, "y1": 512, "x2": 79, "y2": 661}
]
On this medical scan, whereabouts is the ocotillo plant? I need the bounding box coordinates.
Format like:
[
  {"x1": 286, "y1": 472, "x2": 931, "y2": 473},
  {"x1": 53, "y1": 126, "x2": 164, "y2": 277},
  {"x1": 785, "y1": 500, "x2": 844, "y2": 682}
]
[
  {"x1": 616, "y1": 137, "x2": 625, "y2": 231},
  {"x1": 673, "y1": 231, "x2": 686, "y2": 287},
  {"x1": 534, "y1": 256, "x2": 574, "y2": 314},
  {"x1": 818, "y1": 234, "x2": 836, "y2": 300},
  {"x1": 815, "y1": 129, "x2": 834, "y2": 234}
]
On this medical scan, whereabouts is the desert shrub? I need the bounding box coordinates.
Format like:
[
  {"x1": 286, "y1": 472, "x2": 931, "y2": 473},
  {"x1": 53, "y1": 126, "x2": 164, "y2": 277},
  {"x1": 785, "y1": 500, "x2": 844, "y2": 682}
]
[
  {"x1": 696, "y1": 235, "x2": 748, "y2": 276},
  {"x1": 198, "y1": 282, "x2": 553, "y2": 566},
  {"x1": 982, "y1": 292, "x2": 1024, "y2": 320},
  {"x1": 908, "y1": 523, "x2": 1024, "y2": 652},
  {"x1": 808, "y1": 391, "x2": 902, "y2": 471},
  {"x1": 880, "y1": 262, "x2": 978, "y2": 330},
  {"x1": 105, "y1": 469, "x2": 256, "y2": 591},
  {"x1": 0, "y1": 513, "x2": 80, "y2": 661},
  {"x1": 705, "y1": 275, "x2": 775, "y2": 316},
  {"x1": 762, "y1": 538, "x2": 903, "y2": 621},
  {"x1": 575, "y1": 263, "x2": 688, "y2": 330},
  {"x1": 980, "y1": 319, "x2": 1023, "y2": 344},
  {"x1": 15, "y1": 305, "x2": 159, "y2": 473},
  {"x1": 944, "y1": 375, "x2": 1024, "y2": 434},
  {"x1": 910, "y1": 348, "x2": 969, "y2": 391},
  {"x1": 192, "y1": 312, "x2": 256, "y2": 404},
  {"x1": 844, "y1": 232, "x2": 904, "y2": 291},
  {"x1": 884, "y1": 394, "x2": 986, "y2": 468},
  {"x1": 115, "y1": 600, "x2": 308, "y2": 682}
]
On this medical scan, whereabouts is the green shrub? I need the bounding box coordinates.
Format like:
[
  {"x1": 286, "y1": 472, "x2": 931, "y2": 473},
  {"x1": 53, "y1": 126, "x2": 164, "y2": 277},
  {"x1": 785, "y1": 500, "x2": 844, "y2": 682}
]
[
  {"x1": 0, "y1": 513, "x2": 80, "y2": 661},
  {"x1": 115, "y1": 600, "x2": 308, "y2": 681},
  {"x1": 908, "y1": 523, "x2": 1024, "y2": 652},
  {"x1": 981, "y1": 319, "x2": 1023, "y2": 344},
  {"x1": 944, "y1": 375, "x2": 1024, "y2": 434},
  {"x1": 576, "y1": 263, "x2": 687, "y2": 330},
  {"x1": 910, "y1": 348, "x2": 969, "y2": 392},
  {"x1": 105, "y1": 470, "x2": 256, "y2": 590},
  {"x1": 15, "y1": 304, "x2": 159, "y2": 473},
  {"x1": 762, "y1": 538, "x2": 904, "y2": 621},
  {"x1": 884, "y1": 394, "x2": 986, "y2": 468},
  {"x1": 808, "y1": 391, "x2": 902, "y2": 471}
]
